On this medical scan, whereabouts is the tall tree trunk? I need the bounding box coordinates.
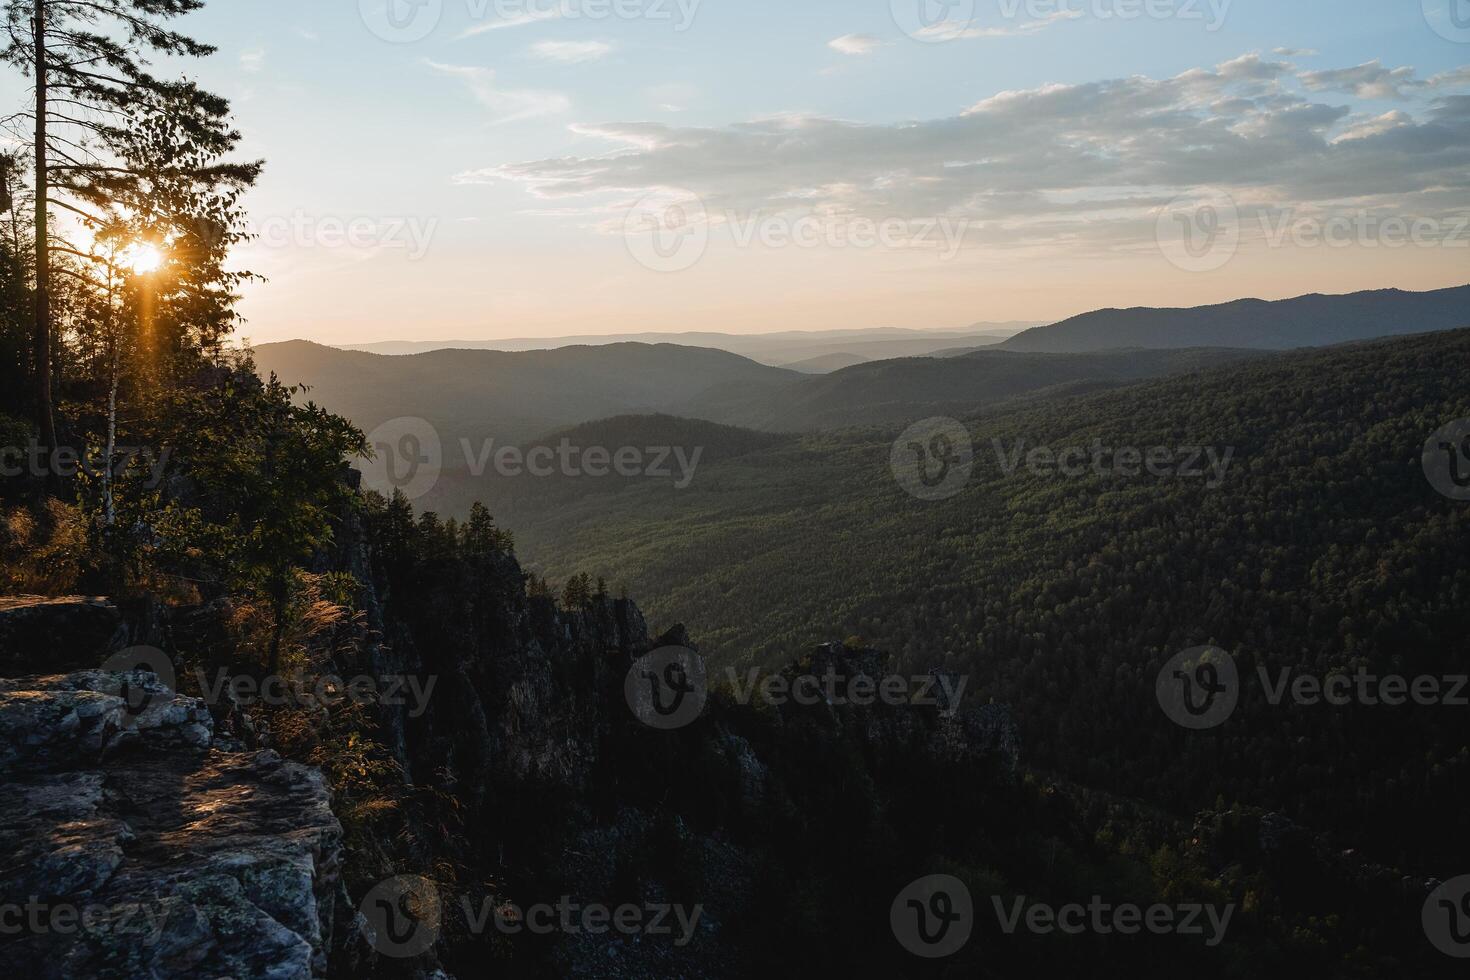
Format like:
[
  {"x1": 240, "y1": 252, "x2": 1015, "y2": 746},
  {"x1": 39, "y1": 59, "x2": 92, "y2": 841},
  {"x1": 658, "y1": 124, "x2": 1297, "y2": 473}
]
[
  {"x1": 102, "y1": 268, "x2": 118, "y2": 528},
  {"x1": 32, "y1": 0, "x2": 56, "y2": 460},
  {"x1": 103, "y1": 348, "x2": 117, "y2": 528}
]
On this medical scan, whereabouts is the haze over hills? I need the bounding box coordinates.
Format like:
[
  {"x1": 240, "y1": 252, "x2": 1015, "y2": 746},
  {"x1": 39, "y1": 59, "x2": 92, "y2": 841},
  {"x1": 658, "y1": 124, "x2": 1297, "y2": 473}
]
[
  {"x1": 252, "y1": 339, "x2": 803, "y2": 443},
  {"x1": 253, "y1": 283, "x2": 1470, "y2": 523},
  {"x1": 336, "y1": 323, "x2": 1038, "y2": 368},
  {"x1": 255, "y1": 336, "x2": 1265, "y2": 457},
  {"x1": 1001, "y1": 284, "x2": 1470, "y2": 353},
  {"x1": 784, "y1": 353, "x2": 871, "y2": 373},
  {"x1": 680, "y1": 347, "x2": 1266, "y2": 432}
]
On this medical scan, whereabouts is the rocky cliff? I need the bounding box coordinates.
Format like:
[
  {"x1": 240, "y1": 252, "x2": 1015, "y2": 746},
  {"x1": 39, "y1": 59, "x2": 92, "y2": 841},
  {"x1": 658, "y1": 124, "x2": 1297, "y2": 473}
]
[
  {"x1": 0, "y1": 664, "x2": 343, "y2": 978},
  {"x1": 0, "y1": 509, "x2": 1021, "y2": 979}
]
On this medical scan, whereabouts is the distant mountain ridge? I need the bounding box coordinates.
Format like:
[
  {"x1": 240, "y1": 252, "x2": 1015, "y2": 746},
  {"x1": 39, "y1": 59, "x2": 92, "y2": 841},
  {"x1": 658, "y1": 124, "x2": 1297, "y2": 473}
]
[
  {"x1": 257, "y1": 338, "x2": 1264, "y2": 446},
  {"x1": 252, "y1": 339, "x2": 802, "y2": 444},
  {"x1": 1001, "y1": 284, "x2": 1470, "y2": 352},
  {"x1": 335, "y1": 324, "x2": 1037, "y2": 366}
]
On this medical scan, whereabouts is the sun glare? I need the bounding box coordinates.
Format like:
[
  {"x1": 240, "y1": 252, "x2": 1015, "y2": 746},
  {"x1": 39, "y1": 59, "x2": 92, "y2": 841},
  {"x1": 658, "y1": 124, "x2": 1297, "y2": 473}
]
[{"x1": 120, "y1": 242, "x2": 163, "y2": 274}]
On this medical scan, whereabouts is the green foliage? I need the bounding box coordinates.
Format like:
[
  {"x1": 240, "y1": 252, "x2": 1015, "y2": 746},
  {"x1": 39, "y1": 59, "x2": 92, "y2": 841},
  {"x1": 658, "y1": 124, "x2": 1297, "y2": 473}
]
[
  {"x1": 512, "y1": 328, "x2": 1470, "y2": 873},
  {"x1": 561, "y1": 571, "x2": 594, "y2": 609}
]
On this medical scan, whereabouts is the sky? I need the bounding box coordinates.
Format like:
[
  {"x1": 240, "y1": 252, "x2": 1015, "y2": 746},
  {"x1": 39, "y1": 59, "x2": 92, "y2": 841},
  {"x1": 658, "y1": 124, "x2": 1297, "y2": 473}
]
[{"x1": 24, "y1": 0, "x2": 1470, "y2": 344}]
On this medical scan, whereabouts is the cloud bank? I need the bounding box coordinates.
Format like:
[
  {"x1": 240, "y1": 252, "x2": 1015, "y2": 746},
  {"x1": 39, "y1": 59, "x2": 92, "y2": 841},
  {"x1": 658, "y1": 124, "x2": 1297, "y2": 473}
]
[{"x1": 465, "y1": 54, "x2": 1470, "y2": 252}]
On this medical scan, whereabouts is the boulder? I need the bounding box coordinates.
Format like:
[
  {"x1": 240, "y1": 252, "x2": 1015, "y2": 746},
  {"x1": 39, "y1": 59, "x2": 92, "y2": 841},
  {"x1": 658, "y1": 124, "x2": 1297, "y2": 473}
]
[
  {"x1": 0, "y1": 670, "x2": 342, "y2": 979},
  {"x1": 0, "y1": 596, "x2": 125, "y2": 674}
]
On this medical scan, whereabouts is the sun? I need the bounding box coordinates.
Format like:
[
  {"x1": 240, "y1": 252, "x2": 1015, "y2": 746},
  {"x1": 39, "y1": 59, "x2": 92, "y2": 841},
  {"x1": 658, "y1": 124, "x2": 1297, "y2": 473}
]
[{"x1": 119, "y1": 242, "x2": 163, "y2": 274}]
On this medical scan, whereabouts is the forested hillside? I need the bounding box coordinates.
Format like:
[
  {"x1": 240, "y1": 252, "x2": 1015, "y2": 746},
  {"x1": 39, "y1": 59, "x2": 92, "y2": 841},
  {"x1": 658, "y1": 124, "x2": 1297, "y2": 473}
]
[{"x1": 512, "y1": 328, "x2": 1470, "y2": 873}]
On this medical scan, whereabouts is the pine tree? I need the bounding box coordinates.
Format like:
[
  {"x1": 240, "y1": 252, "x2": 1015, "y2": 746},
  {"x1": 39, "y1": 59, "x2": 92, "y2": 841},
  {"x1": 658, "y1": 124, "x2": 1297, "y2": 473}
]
[
  {"x1": 1, "y1": 0, "x2": 259, "y2": 455},
  {"x1": 562, "y1": 572, "x2": 593, "y2": 609}
]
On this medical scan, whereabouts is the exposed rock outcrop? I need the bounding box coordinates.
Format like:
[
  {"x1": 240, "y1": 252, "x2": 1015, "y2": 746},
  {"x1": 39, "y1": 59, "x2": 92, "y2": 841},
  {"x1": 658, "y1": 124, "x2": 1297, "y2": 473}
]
[
  {"x1": 0, "y1": 669, "x2": 342, "y2": 979},
  {"x1": 0, "y1": 596, "x2": 125, "y2": 675}
]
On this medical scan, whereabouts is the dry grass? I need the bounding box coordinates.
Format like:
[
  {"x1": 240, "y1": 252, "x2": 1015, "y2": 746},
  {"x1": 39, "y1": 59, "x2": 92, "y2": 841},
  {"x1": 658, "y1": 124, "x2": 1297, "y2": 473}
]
[{"x1": 0, "y1": 500, "x2": 87, "y2": 594}]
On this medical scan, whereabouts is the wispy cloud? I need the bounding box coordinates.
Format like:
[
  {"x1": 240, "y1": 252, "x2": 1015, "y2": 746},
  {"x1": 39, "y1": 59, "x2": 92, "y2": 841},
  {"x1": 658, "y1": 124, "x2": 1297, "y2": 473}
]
[
  {"x1": 647, "y1": 81, "x2": 698, "y2": 113},
  {"x1": 918, "y1": 10, "x2": 1082, "y2": 40},
  {"x1": 240, "y1": 48, "x2": 265, "y2": 73},
  {"x1": 828, "y1": 34, "x2": 882, "y2": 56},
  {"x1": 427, "y1": 61, "x2": 570, "y2": 124},
  {"x1": 458, "y1": 8, "x2": 562, "y2": 39},
  {"x1": 530, "y1": 40, "x2": 613, "y2": 64}
]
